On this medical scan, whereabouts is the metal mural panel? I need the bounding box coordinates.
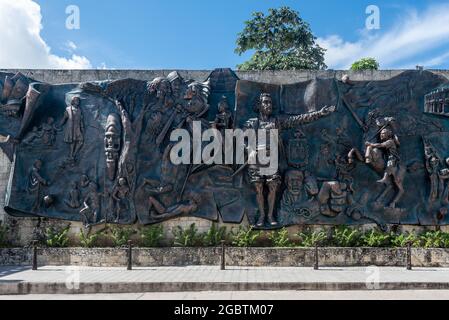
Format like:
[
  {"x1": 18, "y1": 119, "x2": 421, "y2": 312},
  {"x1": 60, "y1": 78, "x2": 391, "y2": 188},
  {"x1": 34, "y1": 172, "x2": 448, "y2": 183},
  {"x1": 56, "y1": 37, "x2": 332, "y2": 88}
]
[{"x1": 1, "y1": 69, "x2": 449, "y2": 229}]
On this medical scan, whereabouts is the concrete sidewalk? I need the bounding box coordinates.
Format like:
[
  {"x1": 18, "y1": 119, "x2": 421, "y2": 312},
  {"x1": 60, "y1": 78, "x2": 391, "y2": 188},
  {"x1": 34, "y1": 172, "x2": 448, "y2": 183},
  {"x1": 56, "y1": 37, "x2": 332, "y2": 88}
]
[{"x1": 1, "y1": 266, "x2": 449, "y2": 294}]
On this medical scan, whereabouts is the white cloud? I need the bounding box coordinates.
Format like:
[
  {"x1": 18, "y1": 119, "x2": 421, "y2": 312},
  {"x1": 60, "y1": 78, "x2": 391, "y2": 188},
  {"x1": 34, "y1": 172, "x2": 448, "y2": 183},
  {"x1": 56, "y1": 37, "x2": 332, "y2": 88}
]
[
  {"x1": 65, "y1": 41, "x2": 78, "y2": 52},
  {"x1": 0, "y1": 0, "x2": 92, "y2": 69},
  {"x1": 317, "y1": 4, "x2": 449, "y2": 69}
]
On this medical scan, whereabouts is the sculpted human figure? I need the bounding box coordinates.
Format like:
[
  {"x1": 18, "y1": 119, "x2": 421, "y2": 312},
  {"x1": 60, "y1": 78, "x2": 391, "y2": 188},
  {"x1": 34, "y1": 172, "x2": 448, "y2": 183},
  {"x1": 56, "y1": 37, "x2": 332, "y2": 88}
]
[
  {"x1": 438, "y1": 158, "x2": 449, "y2": 206},
  {"x1": 58, "y1": 96, "x2": 84, "y2": 160},
  {"x1": 148, "y1": 193, "x2": 200, "y2": 221},
  {"x1": 281, "y1": 171, "x2": 306, "y2": 208},
  {"x1": 22, "y1": 126, "x2": 42, "y2": 145},
  {"x1": 28, "y1": 159, "x2": 48, "y2": 212},
  {"x1": 65, "y1": 181, "x2": 81, "y2": 209},
  {"x1": 280, "y1": 170, "x2": 318, "y2": 218},
  {"x1": 148, "y1": 77, "x2": 184, "y2": 146},
  {"x1": 349, "y1": 116, "x2": 396, "y2": 169},
  {"x1": 112, "y1": 177, "x2": 131, "y2": 223},
  {"x1": 424, "y1": 141, "x2": 441, "y2": 204},
  {"x1": 41, "y1": 117, "x2": 57, "y2": 146},
  {"x1": 80, "y1": 182, "x2": 101, "y2": 226},
  {"x1": 183, "y1": 81, "x2": 210, "y2": 117},
  {"x1": 348, "y1": 116, "x2": 405, "y2": 209},
  {"x1": 213, "y1": 96, "x2": 232, "y2": 133},
  {"x1": 365, "y1": 128, "x2": 404, "y2": 208},
  {"x1": 245, "y1": 93, "x2": 336, "y2": 227},
  {"x1": 167, "y1": 71, "x2": 186, "y2": 101},
  {"x1": 148, "y1": 77, "x2": 174, "y2": 113}
]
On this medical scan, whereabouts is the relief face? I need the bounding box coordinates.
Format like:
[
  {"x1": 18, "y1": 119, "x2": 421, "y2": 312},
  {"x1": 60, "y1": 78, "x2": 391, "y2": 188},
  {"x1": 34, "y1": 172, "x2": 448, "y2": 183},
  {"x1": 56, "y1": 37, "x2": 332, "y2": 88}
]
[{"x1": 2, "y1": 69, "x2": 449, "y2": 229}]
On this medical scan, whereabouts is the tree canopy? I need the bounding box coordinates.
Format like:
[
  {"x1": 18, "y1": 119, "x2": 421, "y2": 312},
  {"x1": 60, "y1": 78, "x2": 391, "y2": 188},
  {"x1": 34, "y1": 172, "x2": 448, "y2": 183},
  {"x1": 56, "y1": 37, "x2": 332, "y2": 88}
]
[
  {"x1": 235, "y1": 7, "x2": 327, "y2": 71},
  {"x1": 350, "y1": 58, "x2": 380, "y2": 71}
]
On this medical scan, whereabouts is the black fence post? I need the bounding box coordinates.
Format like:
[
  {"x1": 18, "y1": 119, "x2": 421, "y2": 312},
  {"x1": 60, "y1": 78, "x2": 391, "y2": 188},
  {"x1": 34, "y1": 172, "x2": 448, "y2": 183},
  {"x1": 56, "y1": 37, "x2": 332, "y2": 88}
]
[
  {"x1": 406, "y1": 242, "x2": 412, "y2": 271},
  {"x1": 32, "y1": 240, "x2": 38, "y2": 271},
  {"x1": 127, "y1": 240, "x2": 133, "y2": 271},
  {"x1": 314, "y1": 242, "x2": 319, "y2": 270},
  {"x1": 220, "y1": 240, "x2": 226, "y2": 270}
]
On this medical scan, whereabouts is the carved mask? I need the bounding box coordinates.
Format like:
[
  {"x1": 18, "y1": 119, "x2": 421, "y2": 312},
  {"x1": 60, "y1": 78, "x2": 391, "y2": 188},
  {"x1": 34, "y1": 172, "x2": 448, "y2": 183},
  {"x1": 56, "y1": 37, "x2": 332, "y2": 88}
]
[{"x1": 286, "y1": 171, "x2": 304, "y2": 195}]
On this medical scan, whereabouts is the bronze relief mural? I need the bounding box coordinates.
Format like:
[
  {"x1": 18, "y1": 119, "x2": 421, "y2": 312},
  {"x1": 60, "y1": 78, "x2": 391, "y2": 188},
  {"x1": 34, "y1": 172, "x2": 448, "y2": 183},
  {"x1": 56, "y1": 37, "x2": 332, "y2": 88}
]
[{"x1": 1, "y1": 69, "x2": 449, "y2": 230}]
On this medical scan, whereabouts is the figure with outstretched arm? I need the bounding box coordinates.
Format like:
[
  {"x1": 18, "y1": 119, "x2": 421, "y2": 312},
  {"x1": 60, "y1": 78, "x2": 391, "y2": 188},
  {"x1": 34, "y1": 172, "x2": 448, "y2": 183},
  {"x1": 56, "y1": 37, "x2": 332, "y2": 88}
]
[{"x1": 243, "y1": 93, "x2": 336, "y2": 227}]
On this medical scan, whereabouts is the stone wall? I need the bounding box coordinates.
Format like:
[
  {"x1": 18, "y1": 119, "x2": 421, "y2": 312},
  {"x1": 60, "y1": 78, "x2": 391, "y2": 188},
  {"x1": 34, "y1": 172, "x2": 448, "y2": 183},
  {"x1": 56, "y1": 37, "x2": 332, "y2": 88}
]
[
  {"x1": 2, "y1": 69, "x2": 449, "y2": 246},
  {"x1": 1, "y1": 247, "x2": 449, "y2": 268},
  {"x1": 2, "y1": 68, "x2": 449, "y2": 85}
]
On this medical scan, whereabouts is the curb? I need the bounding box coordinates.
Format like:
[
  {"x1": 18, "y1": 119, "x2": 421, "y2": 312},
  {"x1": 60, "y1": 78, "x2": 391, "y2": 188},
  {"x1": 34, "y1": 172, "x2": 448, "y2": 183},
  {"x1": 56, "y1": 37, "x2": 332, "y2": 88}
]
[{"x1": 3, "y1": 281, "x2": 449, "y2": 294}]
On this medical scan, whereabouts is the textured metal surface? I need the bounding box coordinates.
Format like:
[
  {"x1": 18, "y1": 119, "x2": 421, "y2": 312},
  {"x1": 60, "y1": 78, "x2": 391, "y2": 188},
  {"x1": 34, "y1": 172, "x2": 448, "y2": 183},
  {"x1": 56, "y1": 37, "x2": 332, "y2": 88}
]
[{"x1": 1, "y1": 69, "x2": 449, "y2": 229}]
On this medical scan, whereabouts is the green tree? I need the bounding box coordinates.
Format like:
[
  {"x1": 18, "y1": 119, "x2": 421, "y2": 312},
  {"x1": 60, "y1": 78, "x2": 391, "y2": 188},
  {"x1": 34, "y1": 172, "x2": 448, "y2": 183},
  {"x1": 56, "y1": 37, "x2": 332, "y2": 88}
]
[
  {"x1": 350, "y1": 58, "x2": 379, "y2": 71},
  {"x1": 235, "y1": 7, "x2": 327, "y2": 71}
]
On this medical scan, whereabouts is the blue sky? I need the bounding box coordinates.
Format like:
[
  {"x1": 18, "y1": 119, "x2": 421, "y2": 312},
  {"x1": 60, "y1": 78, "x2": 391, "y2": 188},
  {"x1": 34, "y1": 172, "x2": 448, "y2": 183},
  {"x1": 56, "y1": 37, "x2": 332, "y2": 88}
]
[{"x1": 2, "y1": 0, "x2": 449, "y2": 69}]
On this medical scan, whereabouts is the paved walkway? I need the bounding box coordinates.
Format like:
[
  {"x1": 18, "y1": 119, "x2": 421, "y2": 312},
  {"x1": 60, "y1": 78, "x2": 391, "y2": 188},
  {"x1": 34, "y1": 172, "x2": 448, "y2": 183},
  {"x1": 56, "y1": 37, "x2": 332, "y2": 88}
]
[{"x1": 1, "y1": 266, "x2": 449, "y2": 294}]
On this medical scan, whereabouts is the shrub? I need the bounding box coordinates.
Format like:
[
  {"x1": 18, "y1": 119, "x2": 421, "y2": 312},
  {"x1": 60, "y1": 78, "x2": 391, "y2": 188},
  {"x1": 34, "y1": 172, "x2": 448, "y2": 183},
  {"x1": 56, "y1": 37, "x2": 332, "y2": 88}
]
[
  {"x1": 45, "y1": 225, "x2": 70, "y2": 248},
  {"x1": 390, "y1": 231, "x2": 419, "y2": 248},
  {"x1": 78, "y1": 228, "x2": 104, "y2": 248},
  {"x1": 0, "y1": 222, "x2": 8, "y2": 248},
  {"x1": 417, "y1": 231, "x2": 449, "y2": 248},
  {"x1": 297, "y1": 229, "x2": 328, "y2": 247},
  {"x1": 108, "y1": 225, "x2": 135, "y2": 247},
  {"x1": 268, "y1": 228, "x2": 292, "y2": 247},
  {"x1": 332, "y1": 226, "x2": 362, "y2": 247},
  {"x1": 201, "y1": 223, "x2": 228, "y2": 247},
  {"x1": 172, "y1": 224, "x2": 202, "y2": 247},
  {"x1": 361, "y1": 229, "x2": 391, "y2": 247},
  {"x1": 231, "y1": 226, "x2": 261, "y2": 247},
  {"x1": 140, "y1": 225, "x2": 164, "y2": 247}
]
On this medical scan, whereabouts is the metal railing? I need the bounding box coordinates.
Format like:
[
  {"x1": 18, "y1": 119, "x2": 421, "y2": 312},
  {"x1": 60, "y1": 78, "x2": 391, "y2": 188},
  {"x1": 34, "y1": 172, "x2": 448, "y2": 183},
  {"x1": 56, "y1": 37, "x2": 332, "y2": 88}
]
[{"x1": 28, "y1": 241, "x2": 420, "y2": 271}]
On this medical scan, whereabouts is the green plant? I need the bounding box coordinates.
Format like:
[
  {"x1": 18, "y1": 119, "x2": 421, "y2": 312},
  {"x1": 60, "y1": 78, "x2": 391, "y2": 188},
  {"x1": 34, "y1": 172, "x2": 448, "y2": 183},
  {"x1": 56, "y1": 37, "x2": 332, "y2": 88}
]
[
  {"x1": 231, "y1": 226, "x2": 262, "y2": 247},
  {"x1": 390, "y1": 231, "x2": 419, "y2": 247},
  {"x1": 332, "y1": 226, "x2": 362, "y2": 247},
  {"x1": 140, "y1": 225, "x2": 164, "y2": 247},
  {"x1": 418, "y1": 231, "x2": 449, "y2": 248},
  {"x1": 108, "y1": 225, "x2": 135, "y2": 247},
  {"x1": 45, "y1": 225, "x2": 70, "y2": 248},
  {"x1": 297, "y1": 229, "x2": 328, "y2": 247},
  {"x1": 361, "y1": 229, "x2": 391, "y2": 247},
  {"x1": 350, "y1": 57, "x2": 379, "y2": 71},
  {"x1": 0, "y1": 222, "x2": 9, "y2": 248},
  {"x1": 78, "y1": 228, "x2": 104, "y2": 248},
  {"x1": 202, "y1": 223, "x2": 227, "y2": 247},
  {"x1": 172, "y1": 224, "x2": 201, "y2": 247},
  {"x1": 235, "y1": 6, "x2": 326, "y2": 71},
  {"x1": 268, "y1": 228, "x2": 292, "y2": 247}
]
